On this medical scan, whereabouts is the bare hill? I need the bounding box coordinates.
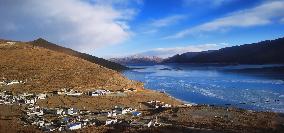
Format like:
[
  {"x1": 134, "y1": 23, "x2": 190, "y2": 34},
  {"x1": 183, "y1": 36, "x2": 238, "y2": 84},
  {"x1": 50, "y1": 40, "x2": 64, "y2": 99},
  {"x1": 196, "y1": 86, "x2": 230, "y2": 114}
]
[
  {"x1": 29, "y1": 38, "x2": 128, "y2": 71},
  {"x1": 0, "y1": 40, "x2": 141, "y2": 92}
]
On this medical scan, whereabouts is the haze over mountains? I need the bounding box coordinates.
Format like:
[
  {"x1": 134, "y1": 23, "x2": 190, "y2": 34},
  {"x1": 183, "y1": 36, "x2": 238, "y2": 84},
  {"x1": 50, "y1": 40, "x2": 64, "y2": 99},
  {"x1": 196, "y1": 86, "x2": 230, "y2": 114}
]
[
  {"x1": 109, "y1": 37, "x2": 284, "y2": 66},
  {"x1": 109, "y1": 55, "x2": 163, "y2": 65}
]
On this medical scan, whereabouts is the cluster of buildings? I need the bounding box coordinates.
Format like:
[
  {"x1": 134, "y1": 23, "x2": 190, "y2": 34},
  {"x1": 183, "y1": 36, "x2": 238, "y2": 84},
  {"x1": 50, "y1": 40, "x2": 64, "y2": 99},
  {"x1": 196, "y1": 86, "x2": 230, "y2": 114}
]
[
  {"x1": 0, "y1": 89, "x2": 139, "y2": 131},
  {"x1": 146, "y1": 100, "x2": 172, "y2": 109},
  {"x1": 21, "y1": 105, "x2": 99, "y2": 131},
  {"x1": 0, "y1": 79, "x2": 24, "y2": 86},
  {"x1": 106, "y1": 106, "x2": 140, "y2": 117},
  {"x1": 86, "y1": 88, "x2": 137, "y2": 97},
  {"x1": 1, "y1": 80, "x2": 172, "y2": 132},
  {"x1": 87, "y1": 89, "x2": 111, "y2": 96},
  {"x1": 52, "y1": 88, "x2": 137, "y2": 97},
  {"x1": 51, "y1": 88, "x2": 83, "y2": 96},
  {"x1": 0, "y1": 41, "x2": 16, "y2": 46},
  {"x1": 0, "y1": 89, "x2": 169, "y2": 132},
  {"x1": 0, "y1": 91, "x2": 46, "y2": 105},
  {"x1": 130, "y1": 116, "x2": 164, "y2": 128},
  {"x1": 21, "y1": 105, "x2": 147, "y2": 131}
]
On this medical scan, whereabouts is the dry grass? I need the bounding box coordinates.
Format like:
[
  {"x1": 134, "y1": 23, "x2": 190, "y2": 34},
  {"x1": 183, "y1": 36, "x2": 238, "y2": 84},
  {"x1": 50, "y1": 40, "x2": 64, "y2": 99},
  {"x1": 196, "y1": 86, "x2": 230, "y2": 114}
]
[
  {"x1": 0, "y1": 105, "x2": 41, "y2": 133},
  {"x1": 37, "y1": 90, "x2": 182, "y2": 111},
  {"x1": 159, "y1": 106, "x2": 284, "y2": 133},
  {"x1": 0, "y1": 42, "x2": 142, "y2": 93}
]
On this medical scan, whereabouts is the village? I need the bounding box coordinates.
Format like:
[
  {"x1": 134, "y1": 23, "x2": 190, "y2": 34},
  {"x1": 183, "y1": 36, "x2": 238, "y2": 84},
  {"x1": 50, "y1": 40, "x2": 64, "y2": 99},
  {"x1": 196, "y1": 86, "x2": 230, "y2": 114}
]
[
  {"x1": 0, "y1": 79, "x2": 179, "y2": 132},
  {"x1": 1, "y1": 79, "x2": 280, "y2": 133}
]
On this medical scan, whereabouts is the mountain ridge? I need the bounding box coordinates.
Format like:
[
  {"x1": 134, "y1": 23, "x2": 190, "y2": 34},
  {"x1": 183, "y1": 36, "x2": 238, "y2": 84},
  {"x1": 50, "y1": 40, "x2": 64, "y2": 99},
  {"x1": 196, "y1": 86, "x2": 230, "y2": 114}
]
[
  {"x1": 29, "y1": 38, "x2": 128, "y2": 71},
  {"x1": 163, "y1": 37, "x2": 284, "y2": 64}
]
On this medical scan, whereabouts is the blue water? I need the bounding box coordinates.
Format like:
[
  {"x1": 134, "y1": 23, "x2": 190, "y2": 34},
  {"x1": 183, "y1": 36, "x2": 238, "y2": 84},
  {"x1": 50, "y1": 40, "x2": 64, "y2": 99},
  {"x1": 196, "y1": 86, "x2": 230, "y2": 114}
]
[{"x1": 123, "y1": 64, "x2": 284, "y2": 113}]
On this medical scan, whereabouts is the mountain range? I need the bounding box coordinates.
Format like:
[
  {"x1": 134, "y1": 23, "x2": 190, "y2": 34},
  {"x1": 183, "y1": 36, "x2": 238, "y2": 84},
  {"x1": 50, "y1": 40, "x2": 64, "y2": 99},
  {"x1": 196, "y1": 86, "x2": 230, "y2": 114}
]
[
  {"x1": 109, "y1": 55, "x2": 163, "y2": 65},
  {"x1": 163, "y1": 37, "x2": 284, "y2": 64}
]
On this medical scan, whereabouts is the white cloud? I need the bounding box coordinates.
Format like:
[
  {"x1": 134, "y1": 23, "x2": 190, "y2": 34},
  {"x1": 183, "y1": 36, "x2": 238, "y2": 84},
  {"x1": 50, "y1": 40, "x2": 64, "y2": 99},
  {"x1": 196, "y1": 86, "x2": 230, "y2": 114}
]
[
  {"x1": 139, "y1": 14, "x2": 187, "y2": 35},
  {"x1": 167, "y1": 0, "x2": 284, "y2": 39},
  {"x1": 136, "y1": 43, "x2": 228, "y2": 58},
  {"x1": 151, "y1": 15, "x2": 187, "y2": 27},
  {"x1": 0, "y1": 0, "x2": 137, "y2": 52},
  {"x1": 90, "y1": 0, "x2": 144, "y2": 7}
]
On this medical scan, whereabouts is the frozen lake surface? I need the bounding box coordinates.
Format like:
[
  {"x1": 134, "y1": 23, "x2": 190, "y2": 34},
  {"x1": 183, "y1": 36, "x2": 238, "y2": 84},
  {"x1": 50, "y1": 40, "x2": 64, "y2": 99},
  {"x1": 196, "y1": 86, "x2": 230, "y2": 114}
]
[{"x1": 123, "y1": 64, "x2": 284, "y2": 113}]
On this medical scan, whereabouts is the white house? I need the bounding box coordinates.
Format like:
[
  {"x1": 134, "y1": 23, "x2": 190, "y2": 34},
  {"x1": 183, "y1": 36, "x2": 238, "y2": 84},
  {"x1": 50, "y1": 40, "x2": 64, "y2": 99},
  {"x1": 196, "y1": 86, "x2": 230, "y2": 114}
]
[
  {"x1": 147, "y1": 100, "x2": 171, "y2": 109},
  {"x1": 19, "y1": 93, "x2": 34, "y2": 99},
  {"x1": 27, "y1": 109, "x2": 44, "y2": 116},
  {"x1": 105, "y1": 119, "x2": 117, "y2": 125},
  {"x1": 113, "y1": 106, "x2": 136, "y2": 115},
  {"x1": 121, "y1": 107, "x2": 136, "y2": 114},
  {"x1": 66, "y1": 108, "x2": 77, "y2": 115},
  {"x1": 0, "y1": 81, "x2": 5, "y2": 86},
  {"x1": 66, "y1": 92, "x2": 82, "y2": 96},
  {"x1": 89, "y1": 90, "x2": 110, "y2": 96},
  {"x1": 66, "y1": 123, "x2": 82, "y2": 130},
  {"x1": 37, "y1": 93, "x2": 47, "y2": 99},
  {"x1": 6, "y1": 80, "x2": 23, "y2": 86},
  {"x1": 162, "y1": 104, "x2": 172, "y2": 108},
  {"x1": 145, "y1": 120, "x2": 153, "y2": 127},
  {"x1": 6, "y1": 41, "x2": 16, "y2": 45},
  {"x1": 56, "y1": 108, "x2": 64, "y2": 115},
  {"x1": 107, "y1": 111, "x2": 117, "y2": 117},
  {"x1": 34, "y1": 120, "x2": 45, "y2": 127},
  {"x1": 0, "y1": 99, "x2": 4, "y2": 104},
  {"x1": 25, "y1": 98, "x2": 37, "y2": 105}
]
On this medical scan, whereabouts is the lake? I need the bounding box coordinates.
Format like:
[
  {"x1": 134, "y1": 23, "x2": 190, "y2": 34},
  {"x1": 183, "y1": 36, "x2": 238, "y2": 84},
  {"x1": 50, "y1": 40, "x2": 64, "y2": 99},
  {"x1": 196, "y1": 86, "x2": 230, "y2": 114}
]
[{"x1": 123, "y1": 64, "x2": 284, "y2": 113}]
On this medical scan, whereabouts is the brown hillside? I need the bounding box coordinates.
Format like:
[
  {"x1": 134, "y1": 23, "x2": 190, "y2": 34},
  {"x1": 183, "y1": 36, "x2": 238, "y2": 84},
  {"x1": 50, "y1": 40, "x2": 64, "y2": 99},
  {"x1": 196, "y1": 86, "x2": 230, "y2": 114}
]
[
  {"x1": 29, "y1": 38, "x2": 128, "y2": 71},
  {"x1": 0, "y1": 41, "x2": 141, "y2": 93}
]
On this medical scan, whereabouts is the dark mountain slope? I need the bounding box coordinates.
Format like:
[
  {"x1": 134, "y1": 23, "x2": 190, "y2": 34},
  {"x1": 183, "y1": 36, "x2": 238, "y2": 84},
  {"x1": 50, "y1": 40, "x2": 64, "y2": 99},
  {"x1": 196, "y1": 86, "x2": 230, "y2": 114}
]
[
  {"x1": 163, "y1": 37, "x2": 284, "y2": 64},
  {"x1": 163, "y1": 51, "x2": 215, "y2": 63},
  {"x1": 29, "y1": 38, "x2": 128, "y2": 71}
]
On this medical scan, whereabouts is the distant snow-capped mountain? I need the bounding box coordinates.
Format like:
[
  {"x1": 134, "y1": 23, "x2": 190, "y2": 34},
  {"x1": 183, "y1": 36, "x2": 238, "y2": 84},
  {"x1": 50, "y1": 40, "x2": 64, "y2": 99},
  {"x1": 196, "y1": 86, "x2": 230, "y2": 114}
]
[{"x1": 109, "y1": 55, "x2": 163, "y2": 65}]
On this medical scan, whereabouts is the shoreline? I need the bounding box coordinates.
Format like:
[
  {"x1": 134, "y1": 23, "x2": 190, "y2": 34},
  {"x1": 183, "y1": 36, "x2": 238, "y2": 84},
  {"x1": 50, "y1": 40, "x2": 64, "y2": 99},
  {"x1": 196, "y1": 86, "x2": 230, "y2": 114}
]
[
  {"x1": 150, "y1": 89, "x2": 195, "y2": 105},
  {"x1": 146, "y1": 87, "x2": 284, "y2": 114}
]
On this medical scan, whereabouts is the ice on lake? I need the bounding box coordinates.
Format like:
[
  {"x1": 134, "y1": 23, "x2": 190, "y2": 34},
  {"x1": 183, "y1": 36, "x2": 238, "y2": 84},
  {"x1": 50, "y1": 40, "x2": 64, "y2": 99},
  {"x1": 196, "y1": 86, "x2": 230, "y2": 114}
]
[{"x1": 123, "y1": 64, "x2": 284, "y2": 113}]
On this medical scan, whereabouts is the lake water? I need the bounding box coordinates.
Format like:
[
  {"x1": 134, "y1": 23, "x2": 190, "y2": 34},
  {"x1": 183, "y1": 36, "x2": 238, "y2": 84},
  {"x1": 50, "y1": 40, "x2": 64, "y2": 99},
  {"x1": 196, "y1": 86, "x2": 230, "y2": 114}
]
[{"x1": 123, "y1": 64, "x2": 284, "y2": 113}]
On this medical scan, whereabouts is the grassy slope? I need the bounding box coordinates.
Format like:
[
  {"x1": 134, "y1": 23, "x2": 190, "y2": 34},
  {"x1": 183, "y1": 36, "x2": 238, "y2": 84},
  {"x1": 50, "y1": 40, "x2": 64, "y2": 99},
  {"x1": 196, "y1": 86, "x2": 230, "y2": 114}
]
[
  {"x1": 29, "y1": 38, "x2": 128, "y2": 71},
  {"x1": 0, "y1": 41, "x2": 141, "y2": 92}
]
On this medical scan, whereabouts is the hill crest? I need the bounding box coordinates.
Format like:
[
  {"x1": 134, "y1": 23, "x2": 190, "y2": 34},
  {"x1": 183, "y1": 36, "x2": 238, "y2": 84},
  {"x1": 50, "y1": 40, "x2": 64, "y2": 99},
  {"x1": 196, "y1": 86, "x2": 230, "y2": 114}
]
[
  {"x1": 29, "y1": 38, "x2": 128, "y2": 71},
  {"x1": 0, "y1": 40, "x2": 141, "y2": 92}
]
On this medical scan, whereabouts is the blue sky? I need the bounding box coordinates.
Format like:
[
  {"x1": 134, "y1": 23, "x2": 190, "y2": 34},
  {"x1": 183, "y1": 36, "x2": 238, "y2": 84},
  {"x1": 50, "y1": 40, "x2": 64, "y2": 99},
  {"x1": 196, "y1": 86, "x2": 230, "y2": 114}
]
[{"x1": 1, "y1": 0, "x2": 284, "y2": 58}]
